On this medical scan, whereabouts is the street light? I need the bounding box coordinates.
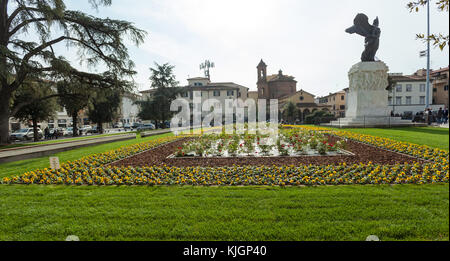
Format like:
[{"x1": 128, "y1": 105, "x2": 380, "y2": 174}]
[{"x1": 425, "y1": 0, "x2": 431, "y2": 110}]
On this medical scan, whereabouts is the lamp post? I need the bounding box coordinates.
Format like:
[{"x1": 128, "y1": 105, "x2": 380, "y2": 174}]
[{"x1": 425, "y1": 0, "x2": 431, "y2": 110}]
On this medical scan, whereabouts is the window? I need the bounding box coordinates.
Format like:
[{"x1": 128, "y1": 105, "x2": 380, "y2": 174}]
[
  {"x1": 340, "y1": 105, "x2": 345, "y2": 110},
  {"x1": 406, "y1": 84, "x2": 412, "y2": 92},
  {"x1": 445, "y1": 85, "x2": 449, "y2": 91},
  {"x1": 341, "y1": 95, "x2": 345, "y2": 100},
  {"x1": 396, "y1": 85, "x2": 402, "y2": 92},
  {"x1": 406, "y1": 96, "x2": 412, "y2": 105},
  {"x1": 194, "y1": 82, "x2": 203, "y2": 86},
  {"x1": 420, "y1": 96, "x2": 425, "y2": 105},
  {"x1": 396, "y1": 97, "x2": 402, "y2": 105},
  {"x1": 420, "y1": 84, "x2": 426, "y2": 92},
  {"x1": 433, "y1": 88, "x2": 437, "y2": 92},
  {"x1": 227, "y1": 90, "x2": 234, "y2": 96},
  {"x1": 181, "y1": 92, "x2": 188, "y2": 98},
  {"x1": 213, "y1": 90, "x2": 220, "y2": 97},
  {"x1": 299, "y1": 96, "x2": 304, "y2": 101},
  {"x1": 388, "y1": 97, "x2": 393, "y2": 105}
]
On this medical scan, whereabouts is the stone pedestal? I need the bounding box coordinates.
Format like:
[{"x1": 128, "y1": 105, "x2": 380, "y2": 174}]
[
  {"x1": 324, "y1": 61, "x2": 419, "y2": 128},
  {"x1": 345, "y1": 61, "x2": 389, "y2": 117}
]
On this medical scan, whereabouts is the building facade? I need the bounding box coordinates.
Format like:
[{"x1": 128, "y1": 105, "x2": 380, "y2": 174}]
[
  {"x1": 140, "y1": 77, "x2": 250, "y2": 124},
  {"x1": 431, "y1": 67, "x2": 449, "y2": 108},
  {"x1": 388, "y1": 71, "x2": 444, "y2": 118},
  {"x1": 257, "y1": 60, "x2": 297, "y2": 100},
  {"x1": 279, "y1": 90, "x2": 331, "y2": 122},
  {"x1": 116, "y1": 92, "x2": 141, "y2": 126},
  {"x1": 254, "y1": 59, "x2": 329, "y2": 123},
  {"x1": 317, "y1": 90, "x2": 347, "y2": 118}
]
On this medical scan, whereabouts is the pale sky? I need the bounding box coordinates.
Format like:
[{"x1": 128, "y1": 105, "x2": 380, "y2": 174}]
[{"x1": 63, "y1": 0, "x2": 449, "y2": 97}]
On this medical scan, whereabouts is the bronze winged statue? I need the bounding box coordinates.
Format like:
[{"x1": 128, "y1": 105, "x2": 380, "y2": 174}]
[{"x1": 346, "y1": 13, "x2": 381, "y2": 62}]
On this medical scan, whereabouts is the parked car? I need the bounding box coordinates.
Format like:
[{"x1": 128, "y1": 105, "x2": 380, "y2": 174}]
[
  {"x1": 82, "y1": 125, "x2": 92, "y2": 131},
  {"x1": 137, "y1": 123, "x2": 155, "y2": 131},
  {"x1": 66, "y1": 127, "x2": 73, "y2": 136},
  {"x1": 79, "y1": 125, "x2": 92, "y2": 135},
  {"x1": 123, "y1": 123, "x2": 131, "y2": 130},
  {"x1": 87, "y1": 126, "x2": 99, "y2": 134},
  {"x1": 131, "y1": 122, "x2": 144, "y2": 129},
  {"x1": 57, "y1": 127, "x2": 68, "y2": 136},
  {"x1": 10, "y1": 128, "x2": 43, "y2": 141},
  {"x1": 113, "y1": 122, "x2": 123, "y2": 128}
]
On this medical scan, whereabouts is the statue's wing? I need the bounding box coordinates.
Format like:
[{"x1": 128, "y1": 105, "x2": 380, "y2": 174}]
[{"x1": 346, "y1": 13, "x2": 373, "y2": 37}]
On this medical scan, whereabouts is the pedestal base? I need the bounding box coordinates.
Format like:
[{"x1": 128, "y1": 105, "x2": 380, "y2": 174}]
[{"x1": 322, "y1": 117, "x2": 426, "y2": 128}]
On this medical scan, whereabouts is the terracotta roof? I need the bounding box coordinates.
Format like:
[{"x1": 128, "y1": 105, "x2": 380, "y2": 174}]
[
  {"x1": 389, "y1": 75, "x2": 426, "y2": 82},
  {"x1": 266, "y1": 74, "x2": 296, "y2": 82},
  {"x1": 187, "y1": 77, "x2": 209, "y2": 80},
  {"x1": 278, "y1": 89, "x2": 316, "y2": 101},
  {"x1": 431, "y1": 66, "x2": 449, "y2": 75}
]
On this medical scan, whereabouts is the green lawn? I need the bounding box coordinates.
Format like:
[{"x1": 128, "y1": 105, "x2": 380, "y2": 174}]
[
  {"x1": 0, "y1": 184, "x2": 447, "y2": 241},
  {"x1": 0, "y1": 127, "x2": 448, "y2": 241},
  {"x1": 332, "y1": 127, "x2": 449, "y2": 151},
  {"x1": 0, "y1": 133, "x2": 173, "y2": 178}
]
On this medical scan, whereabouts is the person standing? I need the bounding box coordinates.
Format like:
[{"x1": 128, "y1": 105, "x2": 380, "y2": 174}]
[
  {"x1": 44, "y1": 127, "x2": 50, "y2": 140},
  {"x1": 437, "y1": 108, "x2": 443, "y2": 124},
  {"x1": 426, "y1": 108, "x2": 432, "y2": 125},
  {"x1": 443, "y1": 107, "x2": 449, "y2": 124}
]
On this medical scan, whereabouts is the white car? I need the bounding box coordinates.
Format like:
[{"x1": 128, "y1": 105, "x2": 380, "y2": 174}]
[
  {"x1": 66, "y1": 127, "x2": 73, "y2": 136},
  {"x1": 80, "y1": 125, "x2": 92, "y2": 133},
  {"x1": 10, "y1": 128, "x2": 43, "y2": 141}
]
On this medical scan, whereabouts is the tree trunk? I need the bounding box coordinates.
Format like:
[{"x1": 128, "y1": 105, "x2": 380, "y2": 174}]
[
  {"x1": 0, "y1": 89, "x2": 11, "y2": 144},
  {"x1": 72, "y1": 113, "x2": 79, "y2": 137},
  {"x1": 98, "y1": 122, "x2": 103, "y2": 134},
  {"x1": 32, "y1": 118, "x2": 39, "y2": 142}
]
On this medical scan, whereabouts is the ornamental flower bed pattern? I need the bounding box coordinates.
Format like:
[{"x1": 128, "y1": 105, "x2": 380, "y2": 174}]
[
  {"x1": 174, "y1": 129, "x2": 347, "y2": 158},
  {"x1": 1, "y1": 127, "x2": 448, "y2": 186}
]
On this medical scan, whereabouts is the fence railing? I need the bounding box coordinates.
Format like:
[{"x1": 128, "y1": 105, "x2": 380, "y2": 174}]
[{"x1": 284, "y1": 115, "x2": 442, "y2": 128}]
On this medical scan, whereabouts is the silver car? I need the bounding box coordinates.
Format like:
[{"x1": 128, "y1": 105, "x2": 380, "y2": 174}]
[{"x1": 10, "y1": 128, "x2": 43, "y2": 141}]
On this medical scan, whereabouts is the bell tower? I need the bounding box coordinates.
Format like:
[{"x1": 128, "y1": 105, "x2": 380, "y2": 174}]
[{"x1": 257, "y1": 59, "x2": 269, "y2": 99}]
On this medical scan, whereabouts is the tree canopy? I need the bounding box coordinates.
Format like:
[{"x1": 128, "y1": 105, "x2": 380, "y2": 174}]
[
  {"x1": 0, "y1": 0, "x2": 146, "y2": 143},
  {"x1": 87, "y1": 88, "x2": 121, "y2": 133},
  {"x1": 136, "y1": 62, "x2": 181, "y2": 128},
  {"x1": 12, "y1": 80, "x2": 58, "y2": 140},
  {"x1": 407, "y1": 0, "x2": 449, "y2": 50}
]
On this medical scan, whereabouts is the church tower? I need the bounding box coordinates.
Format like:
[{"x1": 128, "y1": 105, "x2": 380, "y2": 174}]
[{"x1": 257, "y1": 59, "x2": 269, "y2": 99}]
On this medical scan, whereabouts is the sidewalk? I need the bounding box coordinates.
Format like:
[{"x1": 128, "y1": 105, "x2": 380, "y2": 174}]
[{"x1": 0, "y1": 133, "x2": 137, "y2": 164}]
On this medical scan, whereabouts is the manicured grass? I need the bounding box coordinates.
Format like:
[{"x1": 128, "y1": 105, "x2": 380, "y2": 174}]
[
  {"x1": 0, "y1": 133, "x2": 173, "y2": 178},
  {"x1": 332, "y1": 127, "x2": 449, "y2": 151},
  {"x1": 0, "y1": 184, "x2": 447, "y2": 241}
]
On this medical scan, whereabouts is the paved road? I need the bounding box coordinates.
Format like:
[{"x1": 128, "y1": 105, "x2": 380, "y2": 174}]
[
  {"x1": 0, "y1": 133, "x2": 137, "y2": 164},
  {"x1": 9, "y1": 128, "x2": 136, "y2": 146}
]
